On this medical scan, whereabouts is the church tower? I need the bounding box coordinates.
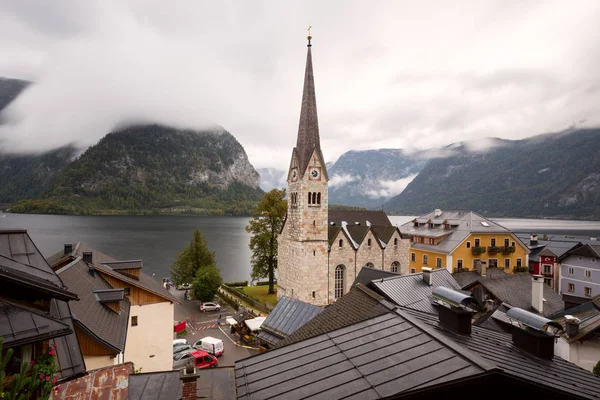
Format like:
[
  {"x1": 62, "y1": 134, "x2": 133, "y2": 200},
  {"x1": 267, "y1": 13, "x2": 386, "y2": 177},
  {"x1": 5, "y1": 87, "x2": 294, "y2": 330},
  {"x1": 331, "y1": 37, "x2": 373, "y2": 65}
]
[{"x1": 277, "y1": 34, "x2": 330, "y2": 306}]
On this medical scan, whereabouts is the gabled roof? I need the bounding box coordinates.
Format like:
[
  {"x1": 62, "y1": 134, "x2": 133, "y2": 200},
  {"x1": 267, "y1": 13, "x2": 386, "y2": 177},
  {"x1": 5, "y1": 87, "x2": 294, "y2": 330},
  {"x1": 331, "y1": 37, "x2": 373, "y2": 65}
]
[
  {"x1": 49, "y1": 299, "x2": 86, "y2": 381},
  {"x1": 562, "y1": 243, "x2": 600, "y2": 260},
  {"x1": 57, "y1": 259, "x2": 130, "y2": 353},
  {"x1": 328, "y1": 210, "x2": 392, "y2": 227},
  {"x1": 370, "y1": 225, "x2": 399, "y2": 245},
  {"x1": 0, "y1": 300, "x2": 71, "y2": 348},
  {"x1": 370, "y1": 269, "x2": 462, "y2": 314},
  {"x1": 101, "y1": 260, "x2": 143, "y2": 270},
  {"x1": 53, "y1": 362, "x2": 133, "y2": 399},
  {"x1": 464, "y1": 273, "x2": 564, "y2": 317},
  {"x1": 274, "y1": 285, "x2": 391, "y2": 349},
  {"x1": 352, "y1": 267, "x2": 400, "y2": 288},
  {"x1": 256, "y1": 297, "x2": 323, "y2": 347},
  {"x1": 452, "y1": 268, "x2": 508, "y2": 289},
  {"x1": 236, "y1": 286, "x2": 600, "y2": 400},
  {"x1": 345, "y1": 225, "x2": 371, "y2": 247},
  {"x1": 402, "y1": 211, "x2": 528, "y2": 255}
]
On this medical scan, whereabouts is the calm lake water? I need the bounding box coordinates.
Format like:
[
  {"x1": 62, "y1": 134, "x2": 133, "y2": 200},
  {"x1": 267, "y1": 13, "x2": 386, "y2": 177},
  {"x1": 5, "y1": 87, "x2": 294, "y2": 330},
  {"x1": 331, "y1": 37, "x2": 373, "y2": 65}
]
[{"x1": 1, "y1": 213, "x2": 599, "y2": 283}]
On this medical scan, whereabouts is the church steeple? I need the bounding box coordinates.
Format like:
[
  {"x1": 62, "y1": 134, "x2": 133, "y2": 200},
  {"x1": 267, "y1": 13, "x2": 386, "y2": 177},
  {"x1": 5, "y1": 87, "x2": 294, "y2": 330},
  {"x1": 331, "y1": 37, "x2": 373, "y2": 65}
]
[{"x1": 295, "y1": 35, "x2": 327, "y2": 178}]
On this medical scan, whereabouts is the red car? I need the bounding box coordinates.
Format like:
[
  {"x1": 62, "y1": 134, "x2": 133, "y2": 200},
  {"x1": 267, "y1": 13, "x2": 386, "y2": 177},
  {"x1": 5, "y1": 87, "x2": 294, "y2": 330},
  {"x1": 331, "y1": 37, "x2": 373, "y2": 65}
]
[{"x1": 190, "y1": 350, "x2": 218, "y2": 369}]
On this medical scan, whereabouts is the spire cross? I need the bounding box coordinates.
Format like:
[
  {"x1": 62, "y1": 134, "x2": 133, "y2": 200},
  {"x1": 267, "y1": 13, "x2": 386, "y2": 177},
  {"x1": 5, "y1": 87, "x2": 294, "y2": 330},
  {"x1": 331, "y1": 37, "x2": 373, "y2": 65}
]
[{"x1": 307, "y1": 25, "x2": 312, "y2": 36}]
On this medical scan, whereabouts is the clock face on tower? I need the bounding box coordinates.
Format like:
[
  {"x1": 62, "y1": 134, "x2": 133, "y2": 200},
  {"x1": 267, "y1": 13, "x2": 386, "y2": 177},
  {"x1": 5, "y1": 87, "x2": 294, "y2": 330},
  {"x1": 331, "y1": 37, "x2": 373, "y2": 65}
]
[
  {"x1": 291, "y1": 168, "x2": 298, "y2": 182},
  {"x1": 308, "y1": 167, "x2": 321, "y2": 181}
]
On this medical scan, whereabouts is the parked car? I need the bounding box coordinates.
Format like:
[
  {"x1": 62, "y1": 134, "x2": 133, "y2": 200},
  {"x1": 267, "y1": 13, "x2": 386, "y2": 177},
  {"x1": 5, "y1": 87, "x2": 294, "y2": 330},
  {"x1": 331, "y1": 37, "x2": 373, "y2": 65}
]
[
  {"x1": 177, "y1": 283, "x2": 192, "y2": 290},
  {"x1": 173, "y1": 350, "x2": 218, "y2": 370},
  {"x1": 173, "y1": 348, "x2": 194, "y2": 361},
  {"x1": 173, "y1": 344, "x2": 193, "y2": 356},
  {"x1": 192, "y1": 337, "x2": 224, "y2": 357},
  {"x1": 173, "y1": 339, "x2": 188, "y2": 347},
  {"x1": 200, "y1": 302, "x2": 220, "y2": 312}
]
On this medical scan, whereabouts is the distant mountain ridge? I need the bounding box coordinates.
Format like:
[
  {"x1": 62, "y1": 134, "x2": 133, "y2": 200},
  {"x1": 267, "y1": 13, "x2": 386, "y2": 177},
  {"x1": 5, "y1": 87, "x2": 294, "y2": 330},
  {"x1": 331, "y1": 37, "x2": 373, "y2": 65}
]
[{"x1": 385, "y1": 128, "x2": 600, "y2": 219}]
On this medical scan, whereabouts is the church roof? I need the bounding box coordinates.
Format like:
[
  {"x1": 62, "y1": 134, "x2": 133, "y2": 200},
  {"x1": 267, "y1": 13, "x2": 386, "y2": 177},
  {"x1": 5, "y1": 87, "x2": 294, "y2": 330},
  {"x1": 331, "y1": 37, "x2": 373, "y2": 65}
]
[
  {"x1": 328, "y1": 210, "x2": 392, "y2": 227},
  {"x1": 295, "y1": 42, "x2": 327, "y2": 178}
]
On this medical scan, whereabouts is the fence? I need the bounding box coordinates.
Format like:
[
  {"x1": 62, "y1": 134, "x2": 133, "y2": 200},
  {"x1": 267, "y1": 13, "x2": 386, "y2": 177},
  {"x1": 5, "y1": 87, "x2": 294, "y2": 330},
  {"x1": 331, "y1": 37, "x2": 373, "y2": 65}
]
[{"x1": 220, "y1": 284, "x2": 273, "y2": 314}]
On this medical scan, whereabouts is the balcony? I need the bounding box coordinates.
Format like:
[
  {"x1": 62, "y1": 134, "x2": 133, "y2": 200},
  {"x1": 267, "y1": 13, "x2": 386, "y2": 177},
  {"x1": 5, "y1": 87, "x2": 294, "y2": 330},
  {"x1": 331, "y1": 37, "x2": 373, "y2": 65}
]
[
  {"x1": 512, "y1": 266, "x2": 528, "y2": 273},
  {"x1": 502, "y1": 246, "x2": 516, "y2": 254},
  {"x1": 471, "y1": 246, "x2": 486, "y2": 255},
  {"x1": 487, "y1": 246, "x2": 503, "y2": 254},
  {"x1": 542, "y1": 270, "x2": 553, "y2": 277},
  {"x1": 453, "y1": 267, "x2": 471, "y2": 273}
]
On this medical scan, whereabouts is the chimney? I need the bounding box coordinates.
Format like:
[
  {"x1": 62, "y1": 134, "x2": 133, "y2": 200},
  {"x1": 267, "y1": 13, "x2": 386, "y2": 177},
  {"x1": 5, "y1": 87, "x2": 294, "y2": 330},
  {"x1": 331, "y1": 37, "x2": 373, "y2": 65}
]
[
  {"x1": 180, "y1": 364, "x2": 199, "y2": 400},
  {"x1": 434, "y1": 209, "x2": 442, "y2": 217},
  {"x1": 64, "y1": 243, "x2": 73, "y2": 255},
  {"x1": 82, "y1": 251, "x2": 93, "y2": 264},
  {"x1": 531, "y1": 275, "x2": 544, "y2": 314},
  {"x1": 484, "y1": 299, "x2": 495, "y2": 312},
  {"x1": 432, "y1": 287, "x2": 476, "y2": 335},
  {"x1": 530, "y1": 234, "x2": 538, "y2": 246},
  {"x1": 506, "y1": 307, "x2": 561, "y2": 360},
  {"x1": 422, "y1": 267, "x2": 433, "y2": 286},
  {"x1": 475, "y1": 260, "x2": 487, "y2": 277},
  {"x1": 565, "y1": 315, "x2": 581, "y2": 337}
]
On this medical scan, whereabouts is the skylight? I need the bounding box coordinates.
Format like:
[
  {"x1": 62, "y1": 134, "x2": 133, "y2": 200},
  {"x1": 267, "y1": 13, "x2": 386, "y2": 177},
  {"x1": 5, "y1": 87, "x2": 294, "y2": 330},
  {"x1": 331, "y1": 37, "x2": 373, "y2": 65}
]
[{"x1": 480, "y1": 221, "x2": 490, "y2": 227}]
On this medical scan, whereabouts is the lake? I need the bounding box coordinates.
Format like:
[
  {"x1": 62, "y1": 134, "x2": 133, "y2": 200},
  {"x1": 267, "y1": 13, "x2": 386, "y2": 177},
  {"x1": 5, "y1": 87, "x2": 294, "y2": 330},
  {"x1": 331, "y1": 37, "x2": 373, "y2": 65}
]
[{"x1": 1, "y1": 213, "x2": 599, "y2": 283}]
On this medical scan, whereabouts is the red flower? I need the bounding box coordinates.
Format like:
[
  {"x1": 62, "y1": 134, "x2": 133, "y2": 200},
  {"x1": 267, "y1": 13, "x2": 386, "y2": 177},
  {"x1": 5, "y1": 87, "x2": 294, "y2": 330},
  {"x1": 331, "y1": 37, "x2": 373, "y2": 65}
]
[
  {"x1": 39, "y1": 373, "x2": 44, "y2": 379},
  {"x1": 29, "y1": 360, "x2": 35, "y2": 366},
  {"x1": 46, "y1": 375, "x2": 50, "y2": 381},
  {"x1": 53, "y1": 343, "x2": 58, "y2": 349},
  {"x1": 49, "y1": 349, "x2": 55, "y2": 355}
]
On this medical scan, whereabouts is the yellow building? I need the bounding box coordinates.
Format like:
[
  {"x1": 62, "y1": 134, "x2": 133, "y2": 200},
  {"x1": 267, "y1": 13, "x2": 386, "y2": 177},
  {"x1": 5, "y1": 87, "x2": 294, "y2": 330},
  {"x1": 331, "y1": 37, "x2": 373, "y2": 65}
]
[{"x1": 402, "y1": 210, "x2": 529, "y2": 274}]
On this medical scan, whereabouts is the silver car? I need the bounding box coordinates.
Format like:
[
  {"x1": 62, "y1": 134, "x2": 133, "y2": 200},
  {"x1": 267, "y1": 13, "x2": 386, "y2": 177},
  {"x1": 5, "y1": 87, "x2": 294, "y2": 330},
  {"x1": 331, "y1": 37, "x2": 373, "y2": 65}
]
[{"x1": 200, "y1": 302, "x2": 220, "y2": 312}]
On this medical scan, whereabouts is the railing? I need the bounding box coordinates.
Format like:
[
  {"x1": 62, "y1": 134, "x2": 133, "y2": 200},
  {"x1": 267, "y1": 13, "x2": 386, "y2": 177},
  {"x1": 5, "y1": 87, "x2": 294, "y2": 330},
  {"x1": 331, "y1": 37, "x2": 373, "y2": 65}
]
[
  {"x1": 453, "y1": 267, "x2": 471, "y2": 273},
  {"x1": 487, "y1": 246, "x2": 503, "y2": 254},
  {"x1": 542, "y1": 271, "x2": 553, "y2": 277},
  {"x1": 471, "y1": 246, "x2": 486, "y2": 255},
  {"x1": 502, "y1": 246, "x2": 516, "y2": 254},
  {"x1": 512, "y1": 266, "x2": 529, "y2": 273},
  {"x1": 220, "y1": 284, "x2": 274, "y2": 314}
]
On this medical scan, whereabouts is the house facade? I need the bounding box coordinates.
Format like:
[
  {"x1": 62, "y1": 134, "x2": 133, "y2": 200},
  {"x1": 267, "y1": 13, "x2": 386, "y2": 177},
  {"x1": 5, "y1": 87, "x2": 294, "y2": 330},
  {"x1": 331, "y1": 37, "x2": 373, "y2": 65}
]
[
  {"x1": 402, "y1": 210, "x2": 529, "y2": 275},
  {"x1": 560, "y1": 244, "x2": 600, "y2": 301},
  {"x1": 48, "y1": 242, "x2": 178, "y2": 373},
  {"x1": 277, "y1": 38, "x2": 409, "y2": 306}
]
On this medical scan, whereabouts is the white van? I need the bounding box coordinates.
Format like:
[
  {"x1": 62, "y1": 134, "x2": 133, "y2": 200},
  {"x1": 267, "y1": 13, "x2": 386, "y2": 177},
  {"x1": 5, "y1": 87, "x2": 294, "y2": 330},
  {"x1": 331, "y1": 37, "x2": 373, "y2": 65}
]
[
  {"x1": 193, "y1": 337, "x2": 224, "y2": 357},
  {"x1": 173, "y1": 339, "x2": 188, "y2": 347}
]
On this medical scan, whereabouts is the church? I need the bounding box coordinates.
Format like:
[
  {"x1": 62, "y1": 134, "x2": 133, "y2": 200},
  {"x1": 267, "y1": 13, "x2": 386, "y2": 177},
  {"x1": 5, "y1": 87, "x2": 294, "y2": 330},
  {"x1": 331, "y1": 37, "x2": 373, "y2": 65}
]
[{"x1": 277, "y1": 36, "x2": 410, "y2": 306}]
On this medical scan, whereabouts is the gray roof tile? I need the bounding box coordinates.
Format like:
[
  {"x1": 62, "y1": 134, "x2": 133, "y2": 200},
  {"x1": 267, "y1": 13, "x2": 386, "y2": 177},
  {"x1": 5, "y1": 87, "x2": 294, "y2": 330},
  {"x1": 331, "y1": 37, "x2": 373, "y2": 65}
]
[
  {"x1": 258, "y1": 297, "x2": 323, "y2": 346},
  {"x1": 453, "y1": 268, "x2": 508, "y2": 289},
  {"x1": 128, "y1": 371, "x2": 182, "y2": 400},
  {"x1": 371, "y1": 269, "x2": 461, "y2": 314},
  {"x1": 328, "y1": 210, "x2": 392, "y2": 227},
  {"x1": 352, "y1": 267, "x2": 400, "y2": 288}
]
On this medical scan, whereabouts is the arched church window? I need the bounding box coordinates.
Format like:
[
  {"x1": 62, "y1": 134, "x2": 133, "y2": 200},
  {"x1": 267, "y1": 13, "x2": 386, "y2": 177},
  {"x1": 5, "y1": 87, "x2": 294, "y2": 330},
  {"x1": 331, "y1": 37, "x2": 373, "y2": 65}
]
[
  {"x1": 339, "y1": 239, "x2": 343, "y2": 248},
  {"x1": 317, "y1": 192, "x2": 321, "y2": 205},
  {"x1": 308, "y1": 192, "x2": 312, "y2": 205},
  {"x1": 335, "y1": 265, "x2": 345, "y2": 299},
  {"x1": 312, "y1": 192, "x2": 316, "y2": 204},
  {"x1": 391, "y1": 261, "x2": 399, "y2": 273}
]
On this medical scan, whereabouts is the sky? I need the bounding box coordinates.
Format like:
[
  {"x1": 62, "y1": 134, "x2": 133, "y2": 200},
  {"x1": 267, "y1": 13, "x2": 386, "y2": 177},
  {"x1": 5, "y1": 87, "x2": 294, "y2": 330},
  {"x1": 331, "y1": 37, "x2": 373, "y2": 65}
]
[{"x1": 1, "y1": 0, "x2": 599, "y2": 170}]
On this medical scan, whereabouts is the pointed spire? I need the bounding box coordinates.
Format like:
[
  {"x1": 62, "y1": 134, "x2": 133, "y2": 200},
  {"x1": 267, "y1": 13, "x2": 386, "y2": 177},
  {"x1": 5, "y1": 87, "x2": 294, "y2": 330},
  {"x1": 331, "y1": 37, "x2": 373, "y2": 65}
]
[{"x1": 295, "y1": 36, "x2": 322, "y2": 176}]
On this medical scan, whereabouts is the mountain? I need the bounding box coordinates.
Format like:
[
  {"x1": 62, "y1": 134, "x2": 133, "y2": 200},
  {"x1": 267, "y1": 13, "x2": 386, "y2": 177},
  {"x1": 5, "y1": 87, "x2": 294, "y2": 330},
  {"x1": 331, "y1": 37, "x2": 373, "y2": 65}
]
[
  {"x1": 328, "y1": 149, "x2": 428, "y2": 208},
  {"x1": 257, "y1": 168, "x2": 287, "y2": 191},
  {"x1": 385, "y1": 129, "x2": 600, "y2": 219},
  {"x1": 10, "y1": 124, "x2": 263, "y2": 215},
  {"x1": 0, "y1": 77, "x2": 30, "y2": 113}
]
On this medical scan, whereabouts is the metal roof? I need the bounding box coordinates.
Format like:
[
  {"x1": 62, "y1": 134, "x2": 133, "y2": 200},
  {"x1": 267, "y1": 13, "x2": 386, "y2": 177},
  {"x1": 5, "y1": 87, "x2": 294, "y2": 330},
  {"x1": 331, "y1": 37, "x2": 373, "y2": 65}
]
[
  {"x1": 328, "y1": 210, "x2": 392, "y2": 227},
  {"x1": 49, "y1": 299, "x2": 86, "y2": 381},
  {"x1": 101, "y1": 260, "x2": 143, "y2": 270},
  {"x1": 53, "y1": 363, "x2": 133, "y2": 399},
  {"x1": 94, "y1": 288, "x2": 125, "y2": 303},
  {"x1": 452, "y1": 268, "x2": 508, "y2": 289},
  {"x1": 128, "y1": 371, "x2": 182, "y2": 400},
  {"x1": 236, "y1": 311, "x2": 493, "y2": 400},
  {"x1": 352, "y1": 267, "x2": 400, "y2": 288},
  {"x1": 371, "y1": 269, "x2": 462, "y2": 314},
  {"x1": 258, "y1": 297, "x2": 323, "y2": 346}
]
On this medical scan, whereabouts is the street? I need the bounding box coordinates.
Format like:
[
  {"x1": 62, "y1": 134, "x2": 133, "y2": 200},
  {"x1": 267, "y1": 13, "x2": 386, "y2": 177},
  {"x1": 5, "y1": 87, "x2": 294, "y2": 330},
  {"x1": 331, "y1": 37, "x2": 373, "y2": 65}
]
[{"x1": 171, "y1": 288, "x2": 257, "y2": 367}]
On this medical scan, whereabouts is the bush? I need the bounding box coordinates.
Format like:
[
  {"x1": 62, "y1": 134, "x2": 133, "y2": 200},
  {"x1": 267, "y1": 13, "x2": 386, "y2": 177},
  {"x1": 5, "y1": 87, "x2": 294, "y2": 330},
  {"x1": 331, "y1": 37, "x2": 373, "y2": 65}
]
[
  {"x1": 255, "y1": 280, "x2": 277, "y2": 286},
  {"x1": 224, "y1": 281, "x2": 248, "y2": 287},
  {"x1": 593, "y1": 360, "x2": 600, "y2": 376}
]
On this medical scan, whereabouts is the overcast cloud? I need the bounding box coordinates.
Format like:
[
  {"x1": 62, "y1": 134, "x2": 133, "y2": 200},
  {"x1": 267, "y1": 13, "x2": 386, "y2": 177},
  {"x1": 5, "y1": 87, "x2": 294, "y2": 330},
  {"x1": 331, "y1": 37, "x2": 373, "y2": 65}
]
[{"x1": 1, "y1": 0, "x2": 599, "y2": 169}]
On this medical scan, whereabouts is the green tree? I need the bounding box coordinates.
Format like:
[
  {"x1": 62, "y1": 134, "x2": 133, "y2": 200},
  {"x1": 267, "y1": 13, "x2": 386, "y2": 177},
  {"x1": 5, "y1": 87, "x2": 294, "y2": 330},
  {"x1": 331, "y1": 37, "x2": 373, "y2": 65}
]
[
  {"x1": 192, "y1": 264, "x2": 223, "y2": 302},
  {"x1": 170, "y1": 229, "x2": 216, "y2": 285},
  {"x1": 593, "y1": 360, "x2": 600, "y2": 376},
  {"x1": 245, "y1": 189, "x2": 287, "y2": 294}
]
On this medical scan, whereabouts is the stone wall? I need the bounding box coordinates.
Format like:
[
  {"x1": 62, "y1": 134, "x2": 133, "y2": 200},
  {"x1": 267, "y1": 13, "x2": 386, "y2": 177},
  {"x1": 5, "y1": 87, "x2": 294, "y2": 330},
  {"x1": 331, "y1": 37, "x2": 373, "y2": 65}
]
[{"x1": 383, "y1": 231, "x2": 410, "y2": 274}]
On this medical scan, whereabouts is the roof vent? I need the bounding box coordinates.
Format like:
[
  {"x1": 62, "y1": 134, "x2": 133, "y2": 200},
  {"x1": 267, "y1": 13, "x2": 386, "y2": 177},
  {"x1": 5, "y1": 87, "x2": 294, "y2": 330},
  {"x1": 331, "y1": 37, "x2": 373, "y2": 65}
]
[
  {"x1": 422, "y1": 267, "x2": 433, "y2": 286},
  {"x1": 565, "y1": 315, "x2": 581, "y2": 337},
  {"x1": 64, "y1": 243, "x2": 73, "y2": 255},
  {"x1": 432, "y1": 287, "x2": 477, "y2": 335},
  {"x1": 82, "y1": 252, "x2": 93, "y2": 264},
  {"x1": 506, "y1": 307, "x2": 562, "y2": 360},
  {"x1": 434, "y1": 209, "x2": 442, "y2": 217}
]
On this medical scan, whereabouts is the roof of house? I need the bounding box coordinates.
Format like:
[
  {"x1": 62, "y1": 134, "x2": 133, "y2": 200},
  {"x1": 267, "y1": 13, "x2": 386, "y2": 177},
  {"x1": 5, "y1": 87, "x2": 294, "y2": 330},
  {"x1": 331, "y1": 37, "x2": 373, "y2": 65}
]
[
  {"x1": 195, "y1": 368, "x2": 238, "y2": 400},
  {"x1": 49, "y1": 298, "x2": 86, "y2": 381},
  {"x1": 328, "y1": 210, "x2": 392, "y2": 227},
  {"x1": 101, "y1": 260, "x2": 143, "y2": 270},
  {"x1": 465, "y1": 273, "x2": 564, "y2": 317},
  {"x1": 515, "y1": 235, "x2": 583, "y2": 262},
  {"x1": 51, "y1": 242, "x2": 179, "y2": 304},
  {"x1": 370, "y1": 269, "x2": 462, "y2": 314},
  {"x1": 274, "y1": 285, "x2": 391, "y2": 349},
  {"x1": 452, "y1": 267, "x2": 508, "y2": 289},
  {"x1": 551, "y1": 296, "x2": 600, "y2": 343},
  {"x1": 236, "y1": 286, "x2": 600, "y2": 400},
  {"x1": 562, "y1": 244, "x2": 600, "y2": 260},
  {"x1": 256, "y1": 296, "x2": 323, "y2": 347},
  {"x1": 53, "y1": 362, "x2": 133, "y2": 399},
  {"x1": 128, "y1": 371, "x2": 182, "y2": 400},
  {"x1": 352, "y1": 267, "x2": 400, "y2": 288},
  {"x1": 0, "y1": 300, "x2": 71, "y2": 348},
  {"x1": 402, "y1": 211, "x2": 528, "y2": 255},
  {"x1": 370, "y1": 225, "x2": 399, "y2": 244},
  {"x1": 57, "y1": 258, "x2": 130, "y2": 353}
]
